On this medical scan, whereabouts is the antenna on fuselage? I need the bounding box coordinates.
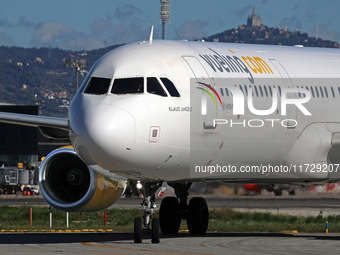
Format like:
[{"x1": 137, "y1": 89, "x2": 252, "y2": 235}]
[{"x1": 149, "y1": 25, "x2": 154, "y2": 45}]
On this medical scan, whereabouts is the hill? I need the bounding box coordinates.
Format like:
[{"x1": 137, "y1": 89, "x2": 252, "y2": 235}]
[
  {"x1": 203, "y1": 25, "x2": 340, "y2": 48},
  {"x1": 0, "y1": 25, "x2": 339, "y2": 117},
  {"x1": 0, "y1": 45, "x2": 121, "y2": 117}
]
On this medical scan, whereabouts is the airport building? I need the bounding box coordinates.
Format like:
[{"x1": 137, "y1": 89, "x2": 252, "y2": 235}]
[
  {"x1": 0, "y1": 104, "x2": 70, "y2": 168},
  {"x1": 0, "y1": 104, "x2": 39, "y2": 167}
]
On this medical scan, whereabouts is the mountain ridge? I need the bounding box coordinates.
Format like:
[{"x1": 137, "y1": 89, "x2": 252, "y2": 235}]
[{"x1": 0, "y1": 26, "x2": 338, "y2": 117}]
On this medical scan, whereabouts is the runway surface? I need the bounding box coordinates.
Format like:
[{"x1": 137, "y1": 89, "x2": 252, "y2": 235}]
[{"x1": 0, "y1": 232, "x2": 340, "y2": 255}]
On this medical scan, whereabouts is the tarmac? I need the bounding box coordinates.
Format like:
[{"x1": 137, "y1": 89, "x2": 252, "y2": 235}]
[{"x1": 0, "y1": 232, "x2": 340, "y2": 255}]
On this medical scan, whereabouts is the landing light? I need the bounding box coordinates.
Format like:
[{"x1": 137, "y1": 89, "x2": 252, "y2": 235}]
[{"x1": 136, "y1": 181, "x2": 142, "y2": 190}]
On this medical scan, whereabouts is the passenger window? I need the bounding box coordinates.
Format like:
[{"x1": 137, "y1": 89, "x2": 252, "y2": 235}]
[
  {"x1": 269, "y1": 86, "x2": 273, "y2": 97},
  {"x1": 160, "y1": 78, "x2": 180, "y2": 97},
  {"x1": 244, "y1": 85, "x2": 248, "y2": 96},
  {"x1": 239, "y1": 85, "x2": 244, "y2": 94},
  {"x1": 296, "y1": 86, "x2": 301, "y2": 98},
  {"x1": 278, "y1": 86, "x2": 281, "y2": 96},
  {"x1": 111, "y1": 77, "x2": 144, "y2": 94},
  {"x1": 310, "y1": 87, "x2": 315, "y2": 97},
  {"x1": 225, "y1": 88, "x2": 229, "y2": 96},
  {"x1": 315, "y1": 86, "x2": 319, "y2": 97},
  {"x1": 263, "y1": 85, "x2": 268, "y2": 97},
  {"x1": 147, "y1": 78, "x2": 167, "y2": 96},
  {"x1": 331, "y1": 87, "x2": 335, "y2": 98},
  {"x1": 220, "y1": 88, "x2": 224, "y2": 97},
  {"x1": 249, "y1": 85, "x2": 254, "y2": 96},
  {"x1": 324, "y1": 87, "x2": 328, "y2": 98},
  {"x1": 319, "y1": 86, "x2": 324, "y2": 98},
  {"x1": 259, "y1": 85, "x2": 264, "y2": 97},
  {"x1": 254, "y1": 85, "x2": 259, "y2": 97},
  {"x1": 338, "y1": 87, "x2": 340, "y2": 96},
  {"x1": 84, "y1": 77, "x2": 111, "y2": 95}
]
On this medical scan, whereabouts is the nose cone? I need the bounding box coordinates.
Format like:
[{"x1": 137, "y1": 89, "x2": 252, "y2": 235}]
[{"x1": 71, "y1": 104, "x2": 136, "y2": 167}]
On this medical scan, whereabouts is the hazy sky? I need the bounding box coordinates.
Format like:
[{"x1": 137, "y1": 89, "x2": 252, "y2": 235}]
[{"x1": 0, "y1": 0, "x2": 339, "y2": 50}]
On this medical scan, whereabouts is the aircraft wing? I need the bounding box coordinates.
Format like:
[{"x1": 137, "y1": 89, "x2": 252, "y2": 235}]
[{"x1": 0, "y1": 112, "x2": 69, "y2": 139}]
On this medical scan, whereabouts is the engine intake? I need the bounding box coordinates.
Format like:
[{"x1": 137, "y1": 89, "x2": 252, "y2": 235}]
[{"x1": 39, "y1": 147, "x2": 126, "y2": 212}]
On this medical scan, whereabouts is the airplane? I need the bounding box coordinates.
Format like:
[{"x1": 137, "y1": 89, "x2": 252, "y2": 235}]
[{"x1": 0, "y1": 38, "x2": 340, "y2": 244}]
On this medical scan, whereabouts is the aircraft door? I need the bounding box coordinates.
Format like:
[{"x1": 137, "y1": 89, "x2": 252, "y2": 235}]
[
  {"x1": 269, "y1": 59, "x2": 298, "y2": 158},
  {"x1": 183, "y1": 56, "x2": 217, "y2": 129},
  {"x1": 269, "y1": 59, "x2": 297, "y2": 127}
]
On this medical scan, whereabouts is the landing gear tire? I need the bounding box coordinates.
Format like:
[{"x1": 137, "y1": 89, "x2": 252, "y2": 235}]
[
  {"x1": 151, "y1": 218, "x2": 160, "y2": 243},
  {"x1": 274, "y1": 189, "x2": 282, "y2": 196},
  {"x1": 289, "y1": 189, "x2": 296, "y2": 196},
  {"x1": 134, "y1": 217, "x2": 142, "y2": 243},
  {"x1": 159, "y1": 197, "x2": 181, "y2": 234},
  {"x1": 187, "y1": 197, "x2": 209, "y2": 235}
]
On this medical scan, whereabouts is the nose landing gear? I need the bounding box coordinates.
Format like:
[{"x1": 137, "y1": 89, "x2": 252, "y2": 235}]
[
  {"x1": 133, "y1": 182, "x2": 209, "y2": 243},
  {"x1": 133, "y1": 182, "x2": 162, "y2": 244}
]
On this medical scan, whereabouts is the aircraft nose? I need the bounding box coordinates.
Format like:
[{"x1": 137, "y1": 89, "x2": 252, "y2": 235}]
[
  {"x1": 72, "y1": 104, "x2": 136, "y2": 166},
  {"x1": 90, "y1": 104, "x2": 135, "y2": 148}
]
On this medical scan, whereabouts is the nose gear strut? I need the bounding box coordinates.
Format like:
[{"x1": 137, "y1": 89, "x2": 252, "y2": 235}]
[{"x1": 134, "y1": 182, "x2": 163, "y2": 244}]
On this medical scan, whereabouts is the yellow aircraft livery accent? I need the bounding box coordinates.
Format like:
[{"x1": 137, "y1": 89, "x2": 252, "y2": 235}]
[
  {"x1": 241, "y1": 56, "x2": 274, "y2": 74},
  {"x1": 80, "y1": 172, "x2": 125, "y2": 212}
]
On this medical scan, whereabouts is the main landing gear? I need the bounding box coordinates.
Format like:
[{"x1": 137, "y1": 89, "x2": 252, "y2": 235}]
[
  {"x1": 133, "y1": 182, "x2": 209, "y2": 244},
  {"x1": 160, "y1": 183, "x2": 209, "y2": 235}
]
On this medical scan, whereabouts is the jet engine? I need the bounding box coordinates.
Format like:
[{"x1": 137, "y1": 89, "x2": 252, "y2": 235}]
[{"x1": 39, "y1": 147, "x2": 127, "y2": 212}]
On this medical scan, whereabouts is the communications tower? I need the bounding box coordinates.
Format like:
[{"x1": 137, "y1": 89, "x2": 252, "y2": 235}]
[{"x1": 160, "y1": 0, "x2": 170, "y2": 39}]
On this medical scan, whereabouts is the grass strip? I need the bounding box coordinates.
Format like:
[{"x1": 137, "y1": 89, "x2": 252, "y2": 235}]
[{"x1": 0, "y1": 206, "x2": 338, "y2": 233}]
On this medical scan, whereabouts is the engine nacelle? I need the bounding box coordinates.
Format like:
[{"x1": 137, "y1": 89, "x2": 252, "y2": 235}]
[{"x1": 39, "y1": 147, "x2": 127, "y2": 212}]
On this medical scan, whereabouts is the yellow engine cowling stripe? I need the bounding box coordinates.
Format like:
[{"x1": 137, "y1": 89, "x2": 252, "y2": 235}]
[{"x1": 79, "y1": 172, "x2": 126, "y2": 212}]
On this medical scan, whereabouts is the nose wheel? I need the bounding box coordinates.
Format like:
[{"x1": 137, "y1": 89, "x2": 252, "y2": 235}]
[
  {"x1": 133, "y1": 182, "x2": 162, "y2": 244},
  {"x1": 133, "y1": 217, "x2": 142, "y2": 243},
  {"x1": 134, "y1": 217, "x2": 160, "y2": 244},
  {"x1": 151, "y1": 218, "x2": 160, "y2": 243}
]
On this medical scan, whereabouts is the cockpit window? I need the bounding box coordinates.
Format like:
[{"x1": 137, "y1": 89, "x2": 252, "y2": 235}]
[
  {"x1": 147, "y1": 77, "x2": 167, "y2": 97},
  {"x1": 111, "y1": 77, "x2": 144, "y2": 94},
  {"x1": 160, "y1": 78, "x2": 180, "y2": 97},
  {"x1": 84, "y1": 77, "x2": 111, "y2": 95}
]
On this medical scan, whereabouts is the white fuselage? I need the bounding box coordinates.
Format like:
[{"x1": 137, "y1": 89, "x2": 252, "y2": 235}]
[{"x1": 69, "y1": 40, "x2": 340, "y2": 183}]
